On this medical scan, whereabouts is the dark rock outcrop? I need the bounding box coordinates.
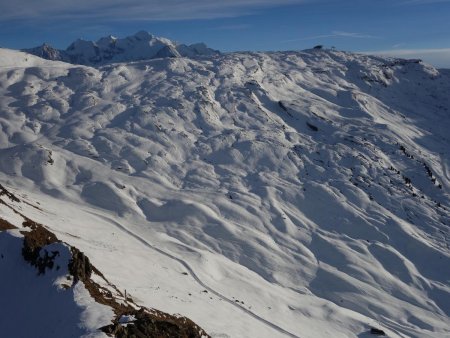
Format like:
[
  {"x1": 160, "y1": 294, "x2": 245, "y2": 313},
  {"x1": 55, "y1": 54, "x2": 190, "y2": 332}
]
[
  {"x1": 21, "y1": 220, "x2": 59, "y2": 274},
  {"x1": 0, "y1": 184, "x2": 20, "y2": 202},
  {"x1": 102, "y1": 308, "x2": 209, "y2": 338},
  {"x1": 370, "y1": 327, "x2": 386, "y2": 336},
  {"x1": 69, "y1": 247, "x2": 93, "y2": 282},
  {"x1": 0, "y1": 217, "x2": 16, "y2": 231}
]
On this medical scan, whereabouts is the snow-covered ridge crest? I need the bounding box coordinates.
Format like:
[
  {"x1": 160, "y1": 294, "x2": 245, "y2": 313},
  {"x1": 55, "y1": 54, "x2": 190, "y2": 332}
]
[{"x1": 23, "y1": 30, "x2": 219, "y2": 66}]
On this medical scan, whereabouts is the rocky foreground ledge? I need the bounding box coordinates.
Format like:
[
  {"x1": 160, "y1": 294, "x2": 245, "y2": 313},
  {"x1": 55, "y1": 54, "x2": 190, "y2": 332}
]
[{"x1": 0, "y1": 184, "x2": 209, "y2": 338}]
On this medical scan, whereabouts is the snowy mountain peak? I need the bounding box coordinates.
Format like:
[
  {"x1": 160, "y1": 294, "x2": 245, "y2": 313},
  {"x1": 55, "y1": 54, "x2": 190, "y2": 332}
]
[
  {"x1": 24, "y1": 43, "x2": 65, "y2": 61},
  {"x1": 23, "y1": 31, "x2": 219, "y2": 66},
  {"x1": 96, "y1": 35, "x2": 117, "y2": 48},
  {"x1": 66, "y1": 38, "x2": 96, "y2": 52},
  {"x1": 133, "y1": 30, "x2": 154, "y2": 40}
]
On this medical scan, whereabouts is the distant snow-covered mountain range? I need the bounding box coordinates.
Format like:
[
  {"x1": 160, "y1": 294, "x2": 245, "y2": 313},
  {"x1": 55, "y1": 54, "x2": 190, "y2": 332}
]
[{"x1": 23, "y1": 31, "x2": 219, "y2": 66}]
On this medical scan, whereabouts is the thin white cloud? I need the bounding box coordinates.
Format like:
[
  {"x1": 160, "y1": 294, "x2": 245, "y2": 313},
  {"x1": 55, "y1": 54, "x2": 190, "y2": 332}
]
[
  {"x1": 283, "y1": 31, "x2": 379, "y2": 43},
  {"x1": 331, "y1": 31, "x2": 379, "y2": 39},
  {"x1": 213, "y1": 24, "x2": 252, "y2": 30},
  {"x1": 0, "y1": 0, "x2": 307, "y2": 21},
  {"x1": 401, "y1": 0, "x2": 450, "y2": 4},
  {"x1": 282, "y1": 34, "x2": 335, "y2": 42},
  {"x1": 365, "y1": 48, "x2": 450, "y2": 68}
]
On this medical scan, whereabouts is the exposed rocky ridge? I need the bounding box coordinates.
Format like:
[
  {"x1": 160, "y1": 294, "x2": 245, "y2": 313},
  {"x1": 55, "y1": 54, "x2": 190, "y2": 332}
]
[
  {"x1": 21, "y1": 219, "x2": 59, "y2": 274},
  {"x1": 102, "y1": 308, "x2": 208, "y2": 338},
  {"x1": 0, "y1": 183, "x2": 20, "y2": 202},
  {"x1": 23, "y1": 31, "x2": 219, "y2": 66},
  {"x1": 0, "y1": 217, "x2": 16, "y2": 230},
  {"x1": 24, "y1": 43, "x2": 65, "y2": 61},
  {"x1": 0, "y1": 185, "x2": 209, "y2": 338}
]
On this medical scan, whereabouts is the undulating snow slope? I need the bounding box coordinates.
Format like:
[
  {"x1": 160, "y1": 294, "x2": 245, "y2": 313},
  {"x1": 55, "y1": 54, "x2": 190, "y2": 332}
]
[{"x1": 0, "y1": 47, "x2": 449, "y2": 338}]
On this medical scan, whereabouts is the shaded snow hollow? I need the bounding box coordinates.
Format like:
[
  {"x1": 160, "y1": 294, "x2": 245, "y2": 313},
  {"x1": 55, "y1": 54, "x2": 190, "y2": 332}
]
[{"x1": 0, "y1": 45, "x2": 449, "y2": 337}]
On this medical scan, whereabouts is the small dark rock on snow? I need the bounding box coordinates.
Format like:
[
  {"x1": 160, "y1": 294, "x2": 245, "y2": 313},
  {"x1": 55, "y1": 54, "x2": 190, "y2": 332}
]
[{"x1": 370, "y1": 327, "x2": 386, "y2": 336}]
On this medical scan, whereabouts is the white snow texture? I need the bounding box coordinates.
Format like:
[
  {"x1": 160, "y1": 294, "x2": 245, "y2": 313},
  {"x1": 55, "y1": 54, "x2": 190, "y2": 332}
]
[{"x1": 0, "y1": 43, "x2": 449, "y2": 338}]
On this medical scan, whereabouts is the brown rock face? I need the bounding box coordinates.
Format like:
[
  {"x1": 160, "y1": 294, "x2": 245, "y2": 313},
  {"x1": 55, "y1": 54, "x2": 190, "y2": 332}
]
[
  {"x1": 69, "y1": 248, "x2": 93, "y2": 282},
  {"x1": 0, "y1": 218, "x2": 16, "y2": 231},
  {"x1": 21, "y1": 220, "x2": 60, "y2": 274},
  {"x1": 102, "y1": 308, "x2": 209, "y2": 338}
]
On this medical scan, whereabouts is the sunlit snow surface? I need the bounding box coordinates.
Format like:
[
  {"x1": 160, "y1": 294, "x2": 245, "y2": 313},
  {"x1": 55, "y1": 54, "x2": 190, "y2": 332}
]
[{"x1": 0, "y1": 48, "x2": 449, "y2": 337}]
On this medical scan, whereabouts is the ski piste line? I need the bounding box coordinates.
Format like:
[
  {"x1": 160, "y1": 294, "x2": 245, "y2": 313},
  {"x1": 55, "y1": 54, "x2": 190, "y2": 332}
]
[{"x1": 87, "y1": 210, "x2": 300, "y2": 338}]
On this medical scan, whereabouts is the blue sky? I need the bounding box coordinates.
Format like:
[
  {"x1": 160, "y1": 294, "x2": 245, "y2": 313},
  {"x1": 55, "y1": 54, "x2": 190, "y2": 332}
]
[{"x1": 1, "y1": 0, "x2": 450, "y2": 67}]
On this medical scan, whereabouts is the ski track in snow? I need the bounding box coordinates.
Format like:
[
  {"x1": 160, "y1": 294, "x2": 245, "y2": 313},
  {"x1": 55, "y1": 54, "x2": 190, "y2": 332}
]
[{"x1": 88, "y1": 209, "x2": 300, "y2": 338}]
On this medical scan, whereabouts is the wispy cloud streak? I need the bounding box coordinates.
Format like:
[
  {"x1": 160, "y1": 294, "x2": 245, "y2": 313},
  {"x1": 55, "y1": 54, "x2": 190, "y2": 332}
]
[
  {"x1": 0, "y1": 0, "x2": 307, "y2": 21},
  {"x1": 283, "y1": 31, "x2": 380, "y2": 43},
  {"x1": 400, "y1": 0, "x2": 450, "y2": 4},
  {"x1": 213, "y1": 24, "x2": 252, "y2": 30}
]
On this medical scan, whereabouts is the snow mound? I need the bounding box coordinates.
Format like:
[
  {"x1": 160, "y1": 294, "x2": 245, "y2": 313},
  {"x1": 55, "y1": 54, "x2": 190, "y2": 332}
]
[{"x1": 0, "y1": 48, "x2": 69, "y2": 68}]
